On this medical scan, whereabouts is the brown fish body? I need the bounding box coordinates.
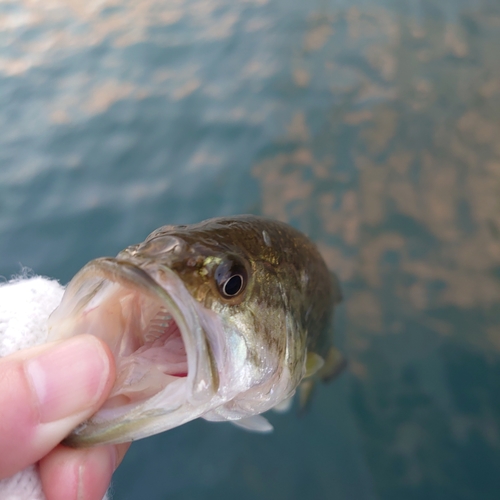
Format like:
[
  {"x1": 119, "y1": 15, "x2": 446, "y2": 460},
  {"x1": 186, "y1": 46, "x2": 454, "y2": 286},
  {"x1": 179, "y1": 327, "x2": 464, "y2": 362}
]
[{"x1": 48, "y1": 215, "x2": 341, "y2": 445}]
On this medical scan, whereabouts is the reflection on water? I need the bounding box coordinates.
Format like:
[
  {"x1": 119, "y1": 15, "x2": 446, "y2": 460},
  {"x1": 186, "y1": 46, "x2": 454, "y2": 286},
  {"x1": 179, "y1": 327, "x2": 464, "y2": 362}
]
[
  {"x1": 1, "y1": 0, "x2": 500, "y2": 499},
  {"x1": 251, "y1": 6, "x2": 500, "y2": 498}
]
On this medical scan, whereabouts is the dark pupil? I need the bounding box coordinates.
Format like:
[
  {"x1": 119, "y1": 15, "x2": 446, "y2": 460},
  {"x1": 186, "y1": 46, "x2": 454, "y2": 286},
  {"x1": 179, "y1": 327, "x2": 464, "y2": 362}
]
[{"x1": 223, "y1": 275, "x2": 243, "y2": 296}]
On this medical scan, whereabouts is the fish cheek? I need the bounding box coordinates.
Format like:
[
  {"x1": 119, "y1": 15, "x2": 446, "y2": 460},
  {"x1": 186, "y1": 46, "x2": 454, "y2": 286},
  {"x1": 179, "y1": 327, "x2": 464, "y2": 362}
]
[{"x1": 171, "y1": 268, "x2": 212, "y2": 305}]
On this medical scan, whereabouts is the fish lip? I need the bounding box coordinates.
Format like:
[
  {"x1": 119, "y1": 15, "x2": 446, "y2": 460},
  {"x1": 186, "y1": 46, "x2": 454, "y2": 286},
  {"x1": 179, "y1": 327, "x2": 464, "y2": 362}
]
[
  {"x1": 52, "y1": 255, "x2": 219, "y2": 447},
  {"x1": 83, "y1": 257, "x2": 217, "y2": 404}
]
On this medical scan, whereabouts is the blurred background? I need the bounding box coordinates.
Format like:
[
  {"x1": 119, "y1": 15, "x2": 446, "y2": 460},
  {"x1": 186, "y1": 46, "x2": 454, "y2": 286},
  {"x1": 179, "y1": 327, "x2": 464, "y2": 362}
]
[{"x1": 1, "y1": 0, "x2": 500, "y2": 498}]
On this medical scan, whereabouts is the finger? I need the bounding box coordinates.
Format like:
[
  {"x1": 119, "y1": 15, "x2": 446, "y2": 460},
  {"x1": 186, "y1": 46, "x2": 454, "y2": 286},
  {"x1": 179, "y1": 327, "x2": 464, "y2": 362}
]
[
  {"x1": 39, "y1": 443, "x2": 131, "y2": 500},
  {"x1": 115, "y1": 442, "x2": 132, "y2": 467},
  {"x1": 40, "y1": 445, "x2": 114, "y2": 500},
  {"x1": 0, "y1": 335, "x2": 115, "y2": 479}
]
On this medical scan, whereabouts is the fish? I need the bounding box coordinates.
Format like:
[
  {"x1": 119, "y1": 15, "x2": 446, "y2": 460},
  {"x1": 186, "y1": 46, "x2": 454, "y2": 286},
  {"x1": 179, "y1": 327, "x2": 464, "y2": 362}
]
[{"x1": 47, "y1": 215, "x2": 344, "y2": 447}]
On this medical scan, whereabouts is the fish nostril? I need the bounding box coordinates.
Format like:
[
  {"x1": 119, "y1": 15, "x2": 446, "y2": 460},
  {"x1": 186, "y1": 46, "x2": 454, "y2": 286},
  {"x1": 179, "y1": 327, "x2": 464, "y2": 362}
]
[{"x1": 138, "y1": 236, "x2": 184, "y2": 256}]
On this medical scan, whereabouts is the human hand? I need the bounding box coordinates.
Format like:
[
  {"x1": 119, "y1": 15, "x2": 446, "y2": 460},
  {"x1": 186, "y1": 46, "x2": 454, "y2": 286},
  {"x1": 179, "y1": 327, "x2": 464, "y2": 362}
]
[{"x1": 0, "y1": 334, "x2": 130, "y2": 500}]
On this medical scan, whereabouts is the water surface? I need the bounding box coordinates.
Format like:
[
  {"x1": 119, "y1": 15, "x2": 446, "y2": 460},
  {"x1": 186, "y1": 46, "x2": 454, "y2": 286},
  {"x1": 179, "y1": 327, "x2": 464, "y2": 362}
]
[{"x1": 1, "y1": 0, "x2": 500, "y2": 498}]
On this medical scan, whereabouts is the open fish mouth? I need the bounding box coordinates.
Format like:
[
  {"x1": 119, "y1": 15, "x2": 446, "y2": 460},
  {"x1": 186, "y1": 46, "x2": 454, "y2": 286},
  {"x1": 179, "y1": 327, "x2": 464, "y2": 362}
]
[{"x1": 47, "y1": 258, "x2": 218, "y2": 446}]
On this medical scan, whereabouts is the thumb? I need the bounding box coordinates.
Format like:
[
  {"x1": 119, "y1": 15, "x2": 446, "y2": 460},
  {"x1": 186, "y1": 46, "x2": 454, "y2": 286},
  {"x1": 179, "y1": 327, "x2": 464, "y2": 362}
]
[{"x1": 0, "y1": 335, "x2": 115, "y2": 479}]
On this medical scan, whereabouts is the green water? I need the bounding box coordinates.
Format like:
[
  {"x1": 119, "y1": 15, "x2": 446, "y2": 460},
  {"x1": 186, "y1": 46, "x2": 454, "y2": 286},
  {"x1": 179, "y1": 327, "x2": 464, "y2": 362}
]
[{"x1": 1, "y1": 0, "x2": 500, "y2": 498}]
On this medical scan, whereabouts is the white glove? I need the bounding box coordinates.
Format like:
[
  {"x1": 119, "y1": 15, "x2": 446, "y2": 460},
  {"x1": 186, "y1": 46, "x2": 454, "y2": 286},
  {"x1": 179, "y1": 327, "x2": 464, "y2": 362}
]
[{"x1": 0, "y1": 276, "x2": 116, "y2": 500}]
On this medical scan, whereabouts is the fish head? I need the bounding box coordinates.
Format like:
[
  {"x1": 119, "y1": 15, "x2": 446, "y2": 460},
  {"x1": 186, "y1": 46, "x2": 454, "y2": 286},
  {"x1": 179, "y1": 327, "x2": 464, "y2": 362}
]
[{"x1": 48, "y1": 217, "x2": 317, "y2": 446}]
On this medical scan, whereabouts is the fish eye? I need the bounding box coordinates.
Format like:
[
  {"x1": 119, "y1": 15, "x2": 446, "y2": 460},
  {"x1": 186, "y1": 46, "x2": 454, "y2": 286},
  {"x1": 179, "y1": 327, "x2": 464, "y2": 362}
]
[
  {"x1": 223, "y1": 274, "x2": 243, "y2": 296},
  {"x1": 214, "y1": 259, "x2": 247, "y2": 299}
]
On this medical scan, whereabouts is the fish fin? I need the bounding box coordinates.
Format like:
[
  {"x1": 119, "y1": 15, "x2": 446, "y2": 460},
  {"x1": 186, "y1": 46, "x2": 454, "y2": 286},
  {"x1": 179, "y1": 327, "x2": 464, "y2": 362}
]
[
  {"x1": 304, "y1": 352, "x2": 325, "y2": 378},
  {"x1": 231, "y1": 415, "x2": 273, "y2": 433},
  {"x1": 202, "y1": 411, "x2": 226, "y2": 422},
  {"x1": 273, "y1": 394, "x2": 295, "y2": 413},
  {"x1": 298, "y1": 348, "x2": 346, "y2": 412},
  {"x1": 298, "y1": 378, "x2": 316, "y2": 412},
  {"x1": 318, "y1": 346, "x2": 347, "y2": 382}
]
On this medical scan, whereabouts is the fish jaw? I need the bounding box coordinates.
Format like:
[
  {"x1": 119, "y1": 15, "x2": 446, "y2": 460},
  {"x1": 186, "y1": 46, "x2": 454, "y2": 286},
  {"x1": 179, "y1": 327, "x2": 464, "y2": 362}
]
[{"x1": 47, "y1": 257, "x2": 223, "y2": 446}]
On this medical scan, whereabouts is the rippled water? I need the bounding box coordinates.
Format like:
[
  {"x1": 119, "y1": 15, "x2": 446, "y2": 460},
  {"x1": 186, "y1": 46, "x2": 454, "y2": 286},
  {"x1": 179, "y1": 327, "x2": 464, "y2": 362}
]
[{"x1": 1, "y1": 0, "x2": 500, "y2": 498}]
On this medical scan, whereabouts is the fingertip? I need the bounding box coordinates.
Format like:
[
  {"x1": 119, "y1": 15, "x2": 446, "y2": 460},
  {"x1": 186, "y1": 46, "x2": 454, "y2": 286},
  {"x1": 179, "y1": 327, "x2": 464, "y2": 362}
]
[
  {"x1": 29, "y1": 335, "x2": 117, "y2": 468},
  {"x1": 26, "y1": 335, "x2": 116, "y2": 424},
  {"x1": 40, "y1": 445, "x2": 115, "y2": 500},
  {"x1": 0, "y1": 358, "x2": 39, "y2": 478},
  {"x1": 0, "y1": 336, "x2": 118, "y2": 481},
  {"x1": 115, "y1": 442, "x2": 131, "y2": 468}
]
